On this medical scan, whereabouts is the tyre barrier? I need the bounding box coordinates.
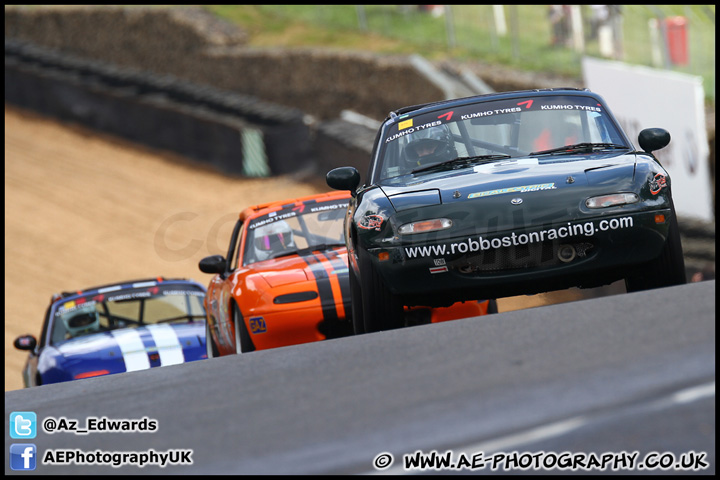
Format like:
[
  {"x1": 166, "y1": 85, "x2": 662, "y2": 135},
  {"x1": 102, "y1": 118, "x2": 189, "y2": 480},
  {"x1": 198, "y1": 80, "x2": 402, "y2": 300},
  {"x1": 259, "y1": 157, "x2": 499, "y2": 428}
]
[
  {"x1": 678, "y1": 218, "x2": 716, "y2": 280},
  {"x1": 5, "y1": 39, "x2": 314, "y2": 177}
]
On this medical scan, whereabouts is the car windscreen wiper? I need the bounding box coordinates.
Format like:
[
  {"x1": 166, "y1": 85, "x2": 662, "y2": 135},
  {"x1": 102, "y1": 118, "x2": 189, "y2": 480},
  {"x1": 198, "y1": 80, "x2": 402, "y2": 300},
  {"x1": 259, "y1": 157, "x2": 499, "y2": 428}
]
[
  {"x1": 411, "y1": 154, "x2": 512, "y2": 174},
  {"x1": 270, "y1": 243, "x2": 345, "y2": 259},
  {"x1": 301, "y1": 243, "x2": 346, "y2": 253},
  {"x1": 529, "y1": 143, "x2": 629, "y2": 156}
]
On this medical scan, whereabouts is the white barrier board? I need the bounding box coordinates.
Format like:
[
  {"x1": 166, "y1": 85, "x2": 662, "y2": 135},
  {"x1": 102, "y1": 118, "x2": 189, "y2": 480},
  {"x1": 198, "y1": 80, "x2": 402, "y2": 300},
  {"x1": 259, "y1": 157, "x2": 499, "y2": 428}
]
[{"x1": 582, "y1": 56, "x2": 713, "y2": 222}]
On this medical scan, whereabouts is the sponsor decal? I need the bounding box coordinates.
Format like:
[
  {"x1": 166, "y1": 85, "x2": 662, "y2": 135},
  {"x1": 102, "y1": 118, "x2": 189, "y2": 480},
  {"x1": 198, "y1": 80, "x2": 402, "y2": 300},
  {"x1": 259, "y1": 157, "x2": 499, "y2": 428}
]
[
  {"x1": 433, "y1": 258, "x2": 446, "y2": 266},
  {"x1": 249, "y1": 317, "x2": 267, "y2": 334},
  {"x1": 649, "y1": 173, "x2": 667, "y2": 195},
  {"x1": 106, "y1": 291, "x2": 152, "y2": 302},
  {"x1": 468, "y1": 183, "x2": 556, "y2": 199},
  {"x1": 404, "y1": 217, "x2": 634, "y2": 259},
  {"x1": 309, "y1": 202, "x2": 349, "y2": 213},
  {"x1": 57, "y1": 300, "x2": 96, "y2": 316},
  {"x1": 429, "y1": 266, "x2": 448, "y2": 274},
  {"x1": 160, "y1": 289, "x2": 204, "y2": 297},
  {"x1": 511, "y1": 198, "x2": 523, "y2": 205},
  {"x1": 459, "y1": 102, "x2": 600, "y2": 122},
  {"x1": 385, "y1": 120, "x2": 442, "y2": 144},
  {"x1": 249, "y1": 210, "x2": 298, "y2": 230},
  {"x1": 399, "y1": 119, "x2": 413, "y2": 130},
  {"x1": 460, "y1": 107, "x2": 522, "y2": 121},
  {"x1": 358, "y1": 214, "x2": 385, "y2": 231},
  {"x1": 438, "y1": 111, "x2": 454, "y2": 121}
]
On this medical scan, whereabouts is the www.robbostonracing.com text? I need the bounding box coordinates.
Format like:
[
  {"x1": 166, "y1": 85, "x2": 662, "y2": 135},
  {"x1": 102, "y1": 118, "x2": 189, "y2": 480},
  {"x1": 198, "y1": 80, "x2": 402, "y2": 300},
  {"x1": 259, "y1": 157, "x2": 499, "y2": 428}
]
[
  {"x1": 404, "y1": 216, "x2": 633, "y2": 258},
  {"x1": 373, "y1": 449, "x2": 709, "y2": 472}
]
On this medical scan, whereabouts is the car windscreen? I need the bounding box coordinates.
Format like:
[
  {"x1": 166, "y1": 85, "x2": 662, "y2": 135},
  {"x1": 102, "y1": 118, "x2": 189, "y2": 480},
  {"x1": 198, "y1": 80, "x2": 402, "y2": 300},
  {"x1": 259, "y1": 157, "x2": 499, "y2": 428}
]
[
  {"x1": 242, "y1": 197, "x2": 349, "y2": 266},
  {"x1": 49, "y1": 284, "x2": 206, "y2": 345},
  {"x1": 375, "y1": 94, "x2": 627, "y2": 182}
]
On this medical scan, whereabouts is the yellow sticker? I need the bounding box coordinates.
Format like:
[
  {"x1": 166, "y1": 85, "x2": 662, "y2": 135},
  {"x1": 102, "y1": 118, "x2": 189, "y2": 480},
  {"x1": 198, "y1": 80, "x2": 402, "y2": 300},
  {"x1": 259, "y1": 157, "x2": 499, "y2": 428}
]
[
  {"x1": 64, "y1": 300, "x2": 76, "y2": 309},
  {"x1": 398, "y1": 119, "x2": 413, "y2": 130}
]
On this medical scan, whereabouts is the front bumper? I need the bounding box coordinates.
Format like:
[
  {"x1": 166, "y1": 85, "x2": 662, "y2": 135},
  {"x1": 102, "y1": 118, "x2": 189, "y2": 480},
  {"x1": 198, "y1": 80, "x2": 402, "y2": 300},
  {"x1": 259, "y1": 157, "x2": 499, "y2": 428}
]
[{"x1": 367, "y1": 209, "x2": 671, "y2": 303}]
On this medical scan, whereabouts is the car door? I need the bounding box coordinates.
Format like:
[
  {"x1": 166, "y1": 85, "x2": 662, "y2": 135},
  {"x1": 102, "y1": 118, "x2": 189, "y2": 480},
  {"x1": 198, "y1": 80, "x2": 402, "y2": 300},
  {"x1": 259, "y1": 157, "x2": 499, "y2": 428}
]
[{"x1": 206, "y1": 218, "x2": 244, "y2": 355}]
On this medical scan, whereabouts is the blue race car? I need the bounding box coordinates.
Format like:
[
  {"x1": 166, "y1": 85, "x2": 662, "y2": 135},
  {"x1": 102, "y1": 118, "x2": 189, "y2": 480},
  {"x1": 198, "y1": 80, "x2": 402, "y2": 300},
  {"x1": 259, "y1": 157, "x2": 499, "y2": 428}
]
[{"x1": 13, "y1": 277, "x2": 208, "y2": 387}]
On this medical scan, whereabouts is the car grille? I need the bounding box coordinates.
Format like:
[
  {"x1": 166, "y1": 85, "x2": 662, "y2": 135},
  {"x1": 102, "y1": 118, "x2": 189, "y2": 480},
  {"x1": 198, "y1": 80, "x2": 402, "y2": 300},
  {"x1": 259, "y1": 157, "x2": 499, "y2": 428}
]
[{"x1": 452, "y1": 241, "x2": 594, "y2": 273}]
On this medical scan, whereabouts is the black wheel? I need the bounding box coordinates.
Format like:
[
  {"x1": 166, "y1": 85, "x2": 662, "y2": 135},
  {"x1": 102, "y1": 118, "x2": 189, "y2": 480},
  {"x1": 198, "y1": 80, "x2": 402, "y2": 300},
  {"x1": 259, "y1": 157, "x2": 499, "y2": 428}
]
[
  {"x1": 232, "y1": 302, "x2": 255, "y2": 353},
  {"x1": 349, "y1": 262, "x2": 365, "y2": 334},
  {"x1": 358, "y1": 249, "x2": 404, "y2": 332},
  {"x1": 486, "y1": 299, "x2": 499, "y2": 314},
  {"x1": 626, "y1": 203, "x2": 686, "y2": 292},
  {"x1": 205, "y1": 318, "x2": 220, "y2": 358}
]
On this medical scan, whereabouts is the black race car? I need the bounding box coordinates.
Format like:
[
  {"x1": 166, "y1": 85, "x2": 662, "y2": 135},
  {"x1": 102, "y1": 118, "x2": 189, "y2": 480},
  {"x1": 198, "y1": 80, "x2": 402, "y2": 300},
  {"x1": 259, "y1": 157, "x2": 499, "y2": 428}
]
[{"x1": 327, "y1": 88, "x2": 686, "y2": 333}]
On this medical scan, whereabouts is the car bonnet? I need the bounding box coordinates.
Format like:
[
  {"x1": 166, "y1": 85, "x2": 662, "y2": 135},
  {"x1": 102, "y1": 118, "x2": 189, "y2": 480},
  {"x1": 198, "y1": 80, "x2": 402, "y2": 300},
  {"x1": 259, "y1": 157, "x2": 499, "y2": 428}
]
[
  {"x1": 380, "y1": 153, "x2": 636, "y2": 211},
  {"x1": 53, "y1": 322, "x2": 206, "y2": 372}
]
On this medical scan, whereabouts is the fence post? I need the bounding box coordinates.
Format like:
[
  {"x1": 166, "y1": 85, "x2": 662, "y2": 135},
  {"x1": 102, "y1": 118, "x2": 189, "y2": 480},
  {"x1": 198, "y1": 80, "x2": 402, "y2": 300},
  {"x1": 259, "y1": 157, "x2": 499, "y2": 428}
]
[
  {"x1": 493, "y1": 5, "x2": 507, "y2": 36},
  {"x1": 444, "y1": 5, "x2": 456, "y2": 49},
  {"x1": 355, "y1": 5, "x2": 367, "y2": 32},
  {"x1": 509, "y1": 5, "x2": 519, "y2": 60}
]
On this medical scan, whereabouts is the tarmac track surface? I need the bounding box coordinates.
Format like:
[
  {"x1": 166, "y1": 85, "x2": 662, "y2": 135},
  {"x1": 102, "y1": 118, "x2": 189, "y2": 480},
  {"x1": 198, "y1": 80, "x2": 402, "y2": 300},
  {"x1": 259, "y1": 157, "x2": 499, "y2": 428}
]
[{"x1": 4, "y1": 280, "x2": 715, "y2": 475}]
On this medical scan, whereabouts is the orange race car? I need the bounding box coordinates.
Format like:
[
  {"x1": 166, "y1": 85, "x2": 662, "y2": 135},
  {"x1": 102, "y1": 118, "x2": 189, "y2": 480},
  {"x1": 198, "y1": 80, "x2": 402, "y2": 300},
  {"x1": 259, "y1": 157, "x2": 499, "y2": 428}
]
[{"x1": 198, "y1": 191, "x2": 496, "y2": 355}]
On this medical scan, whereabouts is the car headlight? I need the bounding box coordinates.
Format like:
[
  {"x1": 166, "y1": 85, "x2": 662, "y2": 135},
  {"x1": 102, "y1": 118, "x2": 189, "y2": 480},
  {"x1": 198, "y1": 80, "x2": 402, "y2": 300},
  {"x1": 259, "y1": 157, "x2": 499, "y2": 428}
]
[
  {"x1": 398, "y1": 218, "x2": 453, "y2": 234},
  {"x1": 585, "y1": 193, "x2": 639, "y2": 209}
]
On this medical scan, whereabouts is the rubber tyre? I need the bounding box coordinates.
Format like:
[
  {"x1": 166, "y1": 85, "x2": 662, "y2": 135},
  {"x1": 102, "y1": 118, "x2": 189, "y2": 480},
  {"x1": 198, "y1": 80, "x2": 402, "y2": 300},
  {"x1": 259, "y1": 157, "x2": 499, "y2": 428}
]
[
  {"x1": 349, "y1": 262, "x2": 365, "y2": 334},
  {"x1": 233, "y1": 302, "x2": 255, "y2": 353},
  {"x1": 625, "y1": 203, "x2": 686, "y2": 292},
  {"x1": 486, "y1": 299, "x2": 499, "y2": 314},
  {"x1": 358, "y1": 249, "x2": 404, "y2": 332},
  {"x1": 205, "y1": 318, "x2": 220, "y2": 358}
]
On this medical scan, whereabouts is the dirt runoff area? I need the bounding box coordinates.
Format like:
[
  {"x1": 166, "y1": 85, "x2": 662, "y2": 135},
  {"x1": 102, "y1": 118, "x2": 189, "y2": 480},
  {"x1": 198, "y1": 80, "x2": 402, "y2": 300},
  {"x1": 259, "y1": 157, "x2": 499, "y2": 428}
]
[{"x1": 5, "y1": 105, "x2": 606, "y2": 392}]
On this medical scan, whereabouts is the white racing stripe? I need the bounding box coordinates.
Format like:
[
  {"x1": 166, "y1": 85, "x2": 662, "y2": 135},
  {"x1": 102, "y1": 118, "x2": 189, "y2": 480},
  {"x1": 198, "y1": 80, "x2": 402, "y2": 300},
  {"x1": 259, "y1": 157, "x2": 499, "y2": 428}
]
[
  {"x1": 111, "y1": 329, "x2": 150, "y2": 372},
  {"x1": 146, "y1": 324, "x2": 185, "y2": 366}
]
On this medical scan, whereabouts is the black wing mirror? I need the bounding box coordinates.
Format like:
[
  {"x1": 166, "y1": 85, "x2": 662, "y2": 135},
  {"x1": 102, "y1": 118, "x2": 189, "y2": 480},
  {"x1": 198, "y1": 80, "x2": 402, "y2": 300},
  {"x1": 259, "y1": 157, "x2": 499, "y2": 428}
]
[
  {"x1": 199, "y1": 255, "x2": 227, "y2": 274},
  {"x1": 14, "y1": 335, "x2": 37, "y2": 351},
  {"x1": 638, "y1": 128, "x2": 670, "y2": 153},
  {"x1": 326, "y1": 167, "x2": 361, "y2": 194}
]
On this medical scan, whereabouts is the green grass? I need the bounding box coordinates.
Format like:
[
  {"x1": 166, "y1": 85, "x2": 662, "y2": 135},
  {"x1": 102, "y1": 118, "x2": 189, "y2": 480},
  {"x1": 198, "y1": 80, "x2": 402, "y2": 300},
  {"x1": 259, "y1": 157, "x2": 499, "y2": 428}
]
[{"x1": 203, "y1": 5, "x2": 715, "y2": 105}]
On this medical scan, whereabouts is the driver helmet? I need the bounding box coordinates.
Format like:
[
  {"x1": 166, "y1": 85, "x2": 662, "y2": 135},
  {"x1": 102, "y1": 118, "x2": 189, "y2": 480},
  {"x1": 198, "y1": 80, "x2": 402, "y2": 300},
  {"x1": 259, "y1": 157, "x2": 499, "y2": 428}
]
[
  {"x1": 403, "y1": 125, "x2": 457, "y2": 167},
  {"x1": 63, "y1": 308, "x2": 100, "y2": 338},
  {"x1": 252, "y1": 220, "x2": 295, "y2": 261}
]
